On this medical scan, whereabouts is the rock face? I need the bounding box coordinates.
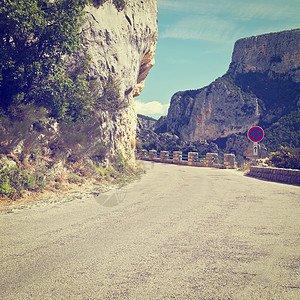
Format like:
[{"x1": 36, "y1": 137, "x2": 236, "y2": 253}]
[
  {"x1": 0, "y1": 0, "x2": 158, "y2": 186},
  {"x1": 228, "y1": 30, "x2": 300, "y2": 81},
  {"x1": 81, "y1": 0, "x2": 158, "y2": 161},
  {"x1": 137, "y1": 114, "x2": 157, "y2": 131},
  {"x1": 158, "y1": 79, "x2": 260, "y2": 141},
  {"x1": 156, "y1": 29, "x2": 300, "y2": 146}
]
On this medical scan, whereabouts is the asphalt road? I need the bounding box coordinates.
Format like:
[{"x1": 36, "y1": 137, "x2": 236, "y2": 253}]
[{"x1": 1, "y1": 161, "x2": 299, "y2": 299}]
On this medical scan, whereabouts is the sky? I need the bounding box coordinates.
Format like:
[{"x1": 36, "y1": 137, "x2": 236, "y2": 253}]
[{"x1": 134, "y1": 0, "x2": 300, "y2": 119}]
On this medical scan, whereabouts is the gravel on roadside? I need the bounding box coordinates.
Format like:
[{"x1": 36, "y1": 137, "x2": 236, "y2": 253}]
[{"x1": 0, "y1": 180, "x2": 116, "y2": 214}]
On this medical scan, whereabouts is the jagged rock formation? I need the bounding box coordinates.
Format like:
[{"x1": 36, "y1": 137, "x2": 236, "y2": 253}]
[
  {"x1": 157, "y1": 78, "x2": 260, "y2": 141},
  {"x1": 137, "y1": 114, "x2": 157, "y2": 131},
  {"x1": 80, "y1": 0, "x2": 158, "y2": 161},
  {"x1": 228, "y1": 30, "x2": 300, "y2": 81},
  {"x1": 156, "y1": 29, "x2": 300, "y2": 154}
]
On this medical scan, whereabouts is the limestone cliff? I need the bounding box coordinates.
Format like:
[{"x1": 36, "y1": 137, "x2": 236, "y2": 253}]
[
  {"x1": 80, "y1": 0, "x2": 158, "y2": 161},
  {"x1": 228, "y1": 29, "x2": 300, "y2": 81},
  {"x1": 137, "y1": 114, "x2": 157, "y2": 131},
  {"x1": 158, "y1": 79, "x2": 260, "y2": 141},
  {"x1": 156, "y1": 29, "x2": 300, "y2": 153},
  {"x1": 0, "y1": 1, "x2": 158, "y2": 200}
]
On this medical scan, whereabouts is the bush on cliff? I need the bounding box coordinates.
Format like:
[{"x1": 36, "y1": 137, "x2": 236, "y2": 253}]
[
  {"x1": 0, "y1": 0, "x2": 123, "y2": 122},
  {"x1": 266, "y1": 147, "x2": 300, "y2": 169},
  {"x1": 31, "y1": 54, "x2": 94, "y2": 122},
  {"x1": 0, "y1": 0, "x2": 89, "y2": 110},
  {"x1": 0, "y1": 165, "x2": 45, "y2": 199}
]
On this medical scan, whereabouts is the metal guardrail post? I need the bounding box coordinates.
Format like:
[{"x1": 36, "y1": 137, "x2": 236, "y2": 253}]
[{"x1": 182, "y1": 153, "x2": 188, "y2": 161}]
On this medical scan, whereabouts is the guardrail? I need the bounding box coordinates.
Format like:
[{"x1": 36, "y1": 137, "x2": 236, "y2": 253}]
[
  {"x1": 136, "y1": 150, "x2": 236, "y2": 169},
  {"x1": 249, "y1": 166, "x2": 300, "y2": 184}
]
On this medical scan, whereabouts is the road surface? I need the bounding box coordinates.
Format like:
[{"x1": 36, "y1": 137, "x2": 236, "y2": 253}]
[{"x1": 1, "y1": 162, "x2": 299, "y2": 299}]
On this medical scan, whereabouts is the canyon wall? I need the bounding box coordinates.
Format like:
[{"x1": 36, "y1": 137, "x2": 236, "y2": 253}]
[
  {"x1": 156, "y1": 29, "x2": 300, "y2": 147},
  {"x1": 81, "y1": 0, "x2": 158, "y2": 161},
  {"x1": 228, "y1": 29, "x2": 300, "y2": 81},
  {"x1": 0, "y1": 1, "x2": 158, "y2": 198}
]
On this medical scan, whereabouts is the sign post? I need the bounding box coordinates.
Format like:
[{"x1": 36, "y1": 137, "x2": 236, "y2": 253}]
[
  {"x1": 248, "y1": 126, "x2": 264, "y2": 166},
  {"x1": 253, "y1": 142, "x2": 258, "y2": 156}
]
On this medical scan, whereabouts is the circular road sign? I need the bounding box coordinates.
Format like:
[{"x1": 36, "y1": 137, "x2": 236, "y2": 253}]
[{"x1": 248, "y1": 126, "x2": 264, "y2": 142}]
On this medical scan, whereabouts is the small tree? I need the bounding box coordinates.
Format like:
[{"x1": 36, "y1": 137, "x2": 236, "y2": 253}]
[{"x1": 0, "y1": 0, "x2": 88, "y2": 109}]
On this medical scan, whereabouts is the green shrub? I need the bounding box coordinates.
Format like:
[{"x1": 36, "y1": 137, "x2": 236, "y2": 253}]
[
  {"x1": 0, "y1": 172, "x2": 15, "y2": 198},
  {"x1": 31, "y1": 54, "x2": 94, "y2": 123},
  {"x1": 264, "y1": 109, "x2": 300, "y2": 152},
  {"x1": 115, "y1": 152, "x2": 129, "y2": 174},
  {"x1": 0, "y1": 0, "x2": 88, "y2": 110},
  {"x1": 92, "y1": 162, "x2": 110, "y2": 178},
  {"x1": 91, "y1": 143, "x2": 109, "y2": 162},
  {"x1": 0, "y1": 103, "x2": 49, "y2": 155},
  {"x1": 0, "y1": 166, "x2": 45, "y2": 199},
  {"x1": 266, "y1": 147, "x2": 300, "y2": 169},
  {"x1": 111, "y1": 151, "x2": 136, "y2": 180},
  {"x1": 93, "y1": 73, "x2": 123, "y2": 111},
  {"x1": 112, "y1": 0, "x2": 126, "y2": 11}
]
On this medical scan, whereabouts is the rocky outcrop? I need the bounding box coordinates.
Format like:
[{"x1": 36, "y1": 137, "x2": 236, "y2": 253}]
[
  {"x1": 228, "y1": 29, "x2": 300, "y2": 81},
  {"x1": 80, "y1": 0, "x2": 158, "y2": 161},
  {"x1": 156, "y1": 29, "x2": 300, "y2": 151},
  {"x1": 0, "y1": 1, "x2": 158, "y2": 200},
  {"x1": 157, "y1": 78, "x2": 260, "y2": 141},
  {"x1": 137, "y1": 114, "x2": 157, "y2": 131},
  {"x1": 0, "y1": 1, "x2": 158, "y2": 172}
]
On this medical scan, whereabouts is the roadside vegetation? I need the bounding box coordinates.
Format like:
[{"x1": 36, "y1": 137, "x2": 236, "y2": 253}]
[
  {"x1": 0, "y1": 151, "x2": 142, "y2": 200},
  {"x1": 0, "y1": 0, "x2": 132, "y2": 201},
  {"x1": 0, "y1": 165, "x2": 45, "y2": 200},
  {"x1": 266, "y1": 147, "x2": 300, "y2": 169}
]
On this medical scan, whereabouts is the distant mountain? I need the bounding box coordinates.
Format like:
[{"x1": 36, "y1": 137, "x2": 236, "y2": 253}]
[{"x1": 155, "y1": 29, "x2": 300, "y2": 156}]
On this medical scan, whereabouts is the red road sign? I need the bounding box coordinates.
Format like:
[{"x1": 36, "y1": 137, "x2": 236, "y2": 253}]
[{"x1": 248, "y1": 126, "x2": 264, "y2": 142}]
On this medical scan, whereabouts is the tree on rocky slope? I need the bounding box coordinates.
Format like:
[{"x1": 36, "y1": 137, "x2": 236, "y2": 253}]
[{"x1": 0, "y1": 0, "x2": 89, "y2": 119}]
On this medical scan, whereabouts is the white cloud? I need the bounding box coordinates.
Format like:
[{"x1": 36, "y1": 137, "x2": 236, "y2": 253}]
[{"x1": 135, "y1": 100, "x2": 169, "y2": 116}]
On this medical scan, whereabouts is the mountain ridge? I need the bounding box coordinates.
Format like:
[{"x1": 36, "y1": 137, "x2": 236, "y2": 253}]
[{"x1": 153, "y1": 29, "x2": 300, "y2": 155}]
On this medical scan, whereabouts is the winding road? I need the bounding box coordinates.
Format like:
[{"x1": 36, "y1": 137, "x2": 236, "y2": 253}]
[{"x1": 1, "y1": 161, "x2": 299, "y2": 299}]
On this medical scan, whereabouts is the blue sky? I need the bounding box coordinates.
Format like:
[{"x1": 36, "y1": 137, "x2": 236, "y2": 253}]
[{"x1": 135, "y1": 0, "x2": 300, "y2": 119}]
